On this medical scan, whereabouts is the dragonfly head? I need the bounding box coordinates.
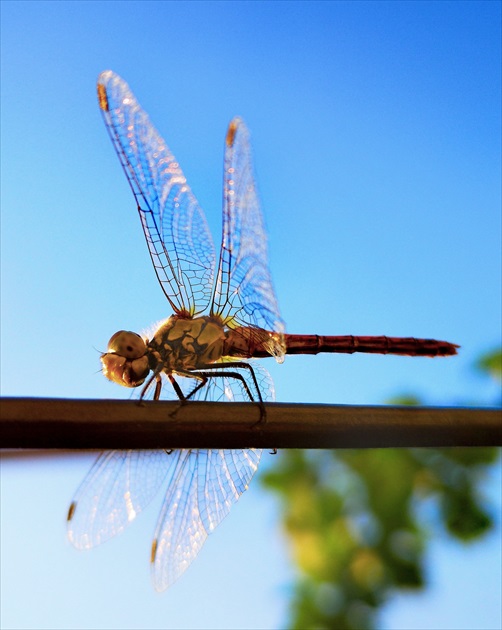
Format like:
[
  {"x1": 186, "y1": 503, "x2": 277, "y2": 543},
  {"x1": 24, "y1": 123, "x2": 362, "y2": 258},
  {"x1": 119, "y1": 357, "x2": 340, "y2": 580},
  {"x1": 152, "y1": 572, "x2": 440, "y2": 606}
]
[{"x1": 101, "y1": 330, "x2": 150, "y2": 388}]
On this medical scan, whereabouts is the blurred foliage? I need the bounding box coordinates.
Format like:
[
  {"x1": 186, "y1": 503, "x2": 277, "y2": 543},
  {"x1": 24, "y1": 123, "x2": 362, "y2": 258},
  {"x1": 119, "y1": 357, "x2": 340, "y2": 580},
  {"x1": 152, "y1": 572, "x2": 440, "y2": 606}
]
[
  {"x1": 475, "y1": 348, "x2": 502, "y2": 381},
  {"x1": 261, "y1": 348, "x2": 501, "y2": 629}
]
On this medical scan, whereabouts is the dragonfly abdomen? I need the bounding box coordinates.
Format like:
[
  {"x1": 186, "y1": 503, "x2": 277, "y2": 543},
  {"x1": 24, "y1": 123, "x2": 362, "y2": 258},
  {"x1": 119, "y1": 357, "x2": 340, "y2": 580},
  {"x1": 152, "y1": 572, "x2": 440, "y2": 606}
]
[{"x1": 282, "y1": 334, "x2": 459, "y2": 357}]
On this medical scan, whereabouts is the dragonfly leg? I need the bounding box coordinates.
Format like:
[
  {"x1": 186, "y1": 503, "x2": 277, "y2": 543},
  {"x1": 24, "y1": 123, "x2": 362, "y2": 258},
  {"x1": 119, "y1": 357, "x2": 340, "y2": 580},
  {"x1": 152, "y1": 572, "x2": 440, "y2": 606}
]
[
  {"x1": 182, "y1": 373, "x2": 209, "y2": 401},
  {"x1": 194, "y1": 361, "x2": 266, "y2": 425},
  {"x1": 167, "y1": 371, "x2": 208, "y2": 419},
  {"x1": 153, "y1": 374, "x2": 163, "y2": 401},
  {"x1": 138, "y1": 371, "x2": 163, "y2": 403},
  {"x1": 219, "y1": 361, "x2": 266, "y2": 425},
  {"x1": 168, "y1": 373, "x2": 187, "y2": 401}
]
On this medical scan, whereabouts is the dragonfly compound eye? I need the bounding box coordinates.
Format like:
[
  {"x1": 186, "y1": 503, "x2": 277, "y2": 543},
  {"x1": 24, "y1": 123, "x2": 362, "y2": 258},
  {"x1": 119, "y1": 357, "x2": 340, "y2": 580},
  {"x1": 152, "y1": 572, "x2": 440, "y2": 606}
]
[
  {"x1": 101, "y1": 353, "x2": 150, "y2": 388},
  {"x1": 107, "y1": 330, "x2": 147, "y2": 359}
]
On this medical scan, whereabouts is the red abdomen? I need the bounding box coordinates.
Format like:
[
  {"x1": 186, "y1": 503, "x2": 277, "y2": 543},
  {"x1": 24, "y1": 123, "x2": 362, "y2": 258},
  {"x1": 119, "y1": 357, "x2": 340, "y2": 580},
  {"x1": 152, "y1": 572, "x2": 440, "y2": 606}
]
[{"x1": 281, "y1": 334, "x2": 459, "y2": 357}]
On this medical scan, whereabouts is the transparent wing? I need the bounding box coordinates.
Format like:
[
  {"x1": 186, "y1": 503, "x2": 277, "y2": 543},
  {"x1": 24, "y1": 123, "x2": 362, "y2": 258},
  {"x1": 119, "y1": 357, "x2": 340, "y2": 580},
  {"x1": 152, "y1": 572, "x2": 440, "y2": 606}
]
[
  {"x1": 67, "y1": 450, "x2": 173, "y2": 549},
  {"x1": 68, "y1": 362, "x2": 272, "y2": 587},
  {"x1": 148, "y1": 360, "x2": 272, "y2": 590},
  {"x1": 150, "y1": 448, "x2": 262, "y2": 591},
  {"x1": 97, "y1": 71, "x2": 215, "y2": 315},
  {"x1": 211, "y1": 118, "x2": 285, "y2": 359}
]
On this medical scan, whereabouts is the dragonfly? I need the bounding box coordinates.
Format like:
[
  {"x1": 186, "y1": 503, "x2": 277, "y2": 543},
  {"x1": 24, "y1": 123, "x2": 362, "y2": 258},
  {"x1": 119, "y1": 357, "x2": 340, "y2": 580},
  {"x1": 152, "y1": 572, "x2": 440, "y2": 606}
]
[{"x1": 67, "y1": 70, "x2": 458, "y2": 591}]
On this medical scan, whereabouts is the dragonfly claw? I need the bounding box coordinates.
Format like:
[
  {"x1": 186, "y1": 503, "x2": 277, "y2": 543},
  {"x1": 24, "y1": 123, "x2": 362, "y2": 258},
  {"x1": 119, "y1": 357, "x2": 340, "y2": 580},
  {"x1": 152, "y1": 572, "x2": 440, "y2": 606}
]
[
  {"x1": 168, "y1": 401, "x2": 186, "y2": 420},
  {"x1": 250, "y1": 402, "x2": 267, "y2": 428}
]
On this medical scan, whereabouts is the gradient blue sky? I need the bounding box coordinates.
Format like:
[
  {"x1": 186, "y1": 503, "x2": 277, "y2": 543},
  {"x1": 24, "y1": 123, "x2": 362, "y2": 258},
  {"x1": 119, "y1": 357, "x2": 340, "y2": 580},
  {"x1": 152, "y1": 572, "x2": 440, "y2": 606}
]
[{"x1": 1, "y1": 1, "x2": 500, "y2": 629}]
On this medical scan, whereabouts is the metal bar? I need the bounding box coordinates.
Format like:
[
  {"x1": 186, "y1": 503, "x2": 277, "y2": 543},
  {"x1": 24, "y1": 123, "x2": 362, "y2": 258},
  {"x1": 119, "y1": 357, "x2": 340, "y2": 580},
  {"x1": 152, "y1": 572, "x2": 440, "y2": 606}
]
[{"x1": 1, "y1": 397, "x2": 500, "y2": 450}]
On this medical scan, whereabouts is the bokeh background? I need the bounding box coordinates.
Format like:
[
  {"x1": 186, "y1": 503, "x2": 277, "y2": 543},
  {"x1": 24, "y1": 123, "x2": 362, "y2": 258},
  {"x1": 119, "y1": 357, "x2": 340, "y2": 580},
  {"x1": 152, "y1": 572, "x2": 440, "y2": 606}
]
[{"x1": 1, "y1": 2, "x2": 500, "y2": 629}]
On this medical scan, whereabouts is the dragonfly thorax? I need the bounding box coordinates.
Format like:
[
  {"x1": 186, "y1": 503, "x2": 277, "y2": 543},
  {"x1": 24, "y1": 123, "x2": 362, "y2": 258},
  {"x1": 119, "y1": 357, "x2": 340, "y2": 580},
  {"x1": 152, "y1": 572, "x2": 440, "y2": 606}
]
[{"x1": 147, "y1": 315, "x2": 226, "y2": 371}]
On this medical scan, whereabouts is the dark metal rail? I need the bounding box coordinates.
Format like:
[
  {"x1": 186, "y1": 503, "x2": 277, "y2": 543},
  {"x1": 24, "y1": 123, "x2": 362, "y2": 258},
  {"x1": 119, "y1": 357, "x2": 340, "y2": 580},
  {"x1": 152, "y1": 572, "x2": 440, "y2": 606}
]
[{"x1": 1, "y1": 397, "x2": 500, "y2": 450}]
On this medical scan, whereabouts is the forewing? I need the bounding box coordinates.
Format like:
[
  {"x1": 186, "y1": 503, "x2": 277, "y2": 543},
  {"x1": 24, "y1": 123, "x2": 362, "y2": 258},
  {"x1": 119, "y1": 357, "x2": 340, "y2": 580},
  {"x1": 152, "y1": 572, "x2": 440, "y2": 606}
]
[
  {"x1": 211, "y1": 118, "x2": 285, "y2": 359},
  {"x1": 97, "y1": 71, "x2": 215, "y2": 315},
  {"x1": 67, "y1": 450, "x2": 173, "y2": 549},
  {"x1": 150, "y1": 449, "x2": 262, "y2": 591}
]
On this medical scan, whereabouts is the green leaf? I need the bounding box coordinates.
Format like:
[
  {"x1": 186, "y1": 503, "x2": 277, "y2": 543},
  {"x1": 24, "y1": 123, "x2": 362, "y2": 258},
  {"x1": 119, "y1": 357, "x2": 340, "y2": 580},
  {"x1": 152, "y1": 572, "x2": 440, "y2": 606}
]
[{"x1": 476, "y1": 348, "x2": 502, "y2": 380}]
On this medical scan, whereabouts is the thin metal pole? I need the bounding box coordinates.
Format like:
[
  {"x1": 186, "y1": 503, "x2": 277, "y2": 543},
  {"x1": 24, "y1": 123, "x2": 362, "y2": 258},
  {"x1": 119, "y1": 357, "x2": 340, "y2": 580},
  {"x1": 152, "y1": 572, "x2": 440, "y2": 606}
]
[{"x1": 1, "y1": 397, "x2": 500, "y2": 449}]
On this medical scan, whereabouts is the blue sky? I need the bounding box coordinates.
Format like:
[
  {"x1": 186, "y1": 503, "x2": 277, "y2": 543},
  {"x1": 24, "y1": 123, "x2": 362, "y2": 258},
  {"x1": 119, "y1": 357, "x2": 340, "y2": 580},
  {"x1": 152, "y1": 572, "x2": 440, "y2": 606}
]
[{"x1": 1, "y1": 1, "x2": 500, "y2": 629}]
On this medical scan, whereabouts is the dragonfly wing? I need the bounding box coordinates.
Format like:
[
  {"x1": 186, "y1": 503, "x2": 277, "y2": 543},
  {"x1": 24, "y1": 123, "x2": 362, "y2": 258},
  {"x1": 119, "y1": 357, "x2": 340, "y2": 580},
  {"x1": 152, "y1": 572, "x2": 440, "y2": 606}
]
[
  {"x1": 150, "y1": 448, "x2": 262, "y2": 591},
  {"x1": 197, "y1": 449, "x2": 262, "y2": 531},
  {"x1": 211, "y1": 118, "x2": 285, "y2": 358},
  {"x1": 97, "y1": 71, "x2": 215, "y2": 315},
  {"x1": 149, "y1": 361, "x2": 270, "y2": 590},
  {"x1": 67, "y1": 450, "x2": 173, "y2": 549},
  {"x1": 68, "y1": 365, "x2": 270, "y2": 585}
]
